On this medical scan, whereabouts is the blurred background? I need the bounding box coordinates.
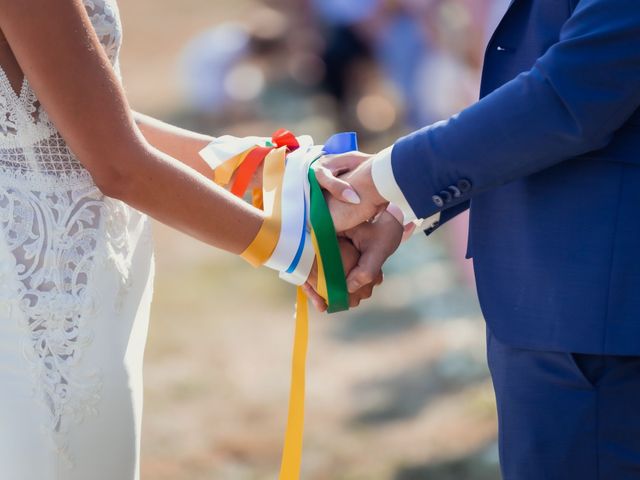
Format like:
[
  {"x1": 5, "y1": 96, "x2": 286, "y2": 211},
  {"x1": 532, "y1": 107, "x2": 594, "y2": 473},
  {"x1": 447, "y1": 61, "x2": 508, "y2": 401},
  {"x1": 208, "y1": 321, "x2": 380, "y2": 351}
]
[{"x1": 118, "y1": 0, "x2": 511, "y2": 478}]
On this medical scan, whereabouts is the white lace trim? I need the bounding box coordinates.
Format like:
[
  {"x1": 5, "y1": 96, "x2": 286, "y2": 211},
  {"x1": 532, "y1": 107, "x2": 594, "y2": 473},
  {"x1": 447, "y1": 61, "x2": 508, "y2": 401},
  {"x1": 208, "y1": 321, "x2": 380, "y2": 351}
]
[{"x1": 0, "y1": 0, "x2": 122, "y2": 189}]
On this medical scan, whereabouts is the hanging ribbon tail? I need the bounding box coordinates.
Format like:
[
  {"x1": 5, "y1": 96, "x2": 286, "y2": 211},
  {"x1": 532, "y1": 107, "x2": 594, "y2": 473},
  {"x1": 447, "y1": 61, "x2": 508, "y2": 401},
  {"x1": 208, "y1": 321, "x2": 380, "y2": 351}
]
[
  {"x1": 204, "y1": 129, "x2": 360, "y2": 480},
  {"x1": 279, "y1": 288, "x2": 309, "y2": 480},
  {"x1": 279, "y1": 134, "x2": 356, "y2": 480},
  {"x1": 323, "y1": 132, "x2": 358, "y2": 155}
]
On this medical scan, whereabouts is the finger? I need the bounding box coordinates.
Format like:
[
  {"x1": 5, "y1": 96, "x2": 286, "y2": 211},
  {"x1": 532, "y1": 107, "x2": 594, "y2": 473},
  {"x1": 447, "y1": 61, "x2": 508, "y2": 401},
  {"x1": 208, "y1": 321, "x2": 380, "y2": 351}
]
[
  {"x1": 314, "y1": 166, "x2": 361, "y2": 204},
  {"x1": 349, "y1": 292, "x2": 362, "y2": 308},
  {"x1": 320, "y1": 153, "x2": 369, "y2": 175},
  {"x1": 402, "y1": 222, "x2": 416, "y2": 242},
  {"x1": 348, "y1": 282, "x2": 375, "y2": 308},
  {"x1": 302, "y1": 283, "x2": 327, "y2": 312},
  {"x1": 346, "y1": 248, "x2": 387, "y2": 293},
  {"x1": 356, "y1": 282, "x2": 375, "y2": 301}
]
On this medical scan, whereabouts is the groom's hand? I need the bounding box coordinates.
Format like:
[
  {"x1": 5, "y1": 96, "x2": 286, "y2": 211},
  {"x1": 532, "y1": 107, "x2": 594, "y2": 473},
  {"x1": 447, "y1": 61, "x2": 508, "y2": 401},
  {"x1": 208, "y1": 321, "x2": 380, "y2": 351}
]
[
  {"x1": 303, "y1": 211, "x2": 403, "y2": 311},
  {"x1": 315, "y1": 153, "x2": 389, "y2": 232},
  {"x1": 303, "y1": 237, "x2": 384, "y2": 311},
  {"x1": 342, "y1": 210, "x2": 403, "y2": 293},
  {"x1": 303, "y1": 152, "x2": 403, "y2": 310}
]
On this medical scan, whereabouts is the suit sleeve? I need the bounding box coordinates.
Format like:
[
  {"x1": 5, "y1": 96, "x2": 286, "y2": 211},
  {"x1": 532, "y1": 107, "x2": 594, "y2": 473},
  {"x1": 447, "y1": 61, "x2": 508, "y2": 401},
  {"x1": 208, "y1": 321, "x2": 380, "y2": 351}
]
[{"x1": 391, "y1": 0, "x2": 640, "y2": 219}]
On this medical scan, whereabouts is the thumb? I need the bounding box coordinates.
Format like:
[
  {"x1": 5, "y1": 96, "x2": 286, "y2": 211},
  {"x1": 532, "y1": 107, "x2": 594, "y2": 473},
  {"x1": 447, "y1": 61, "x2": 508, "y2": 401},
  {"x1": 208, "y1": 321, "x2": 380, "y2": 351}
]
[{"x1": 314, "y1": 166, "x2": 361, "y2": 204}]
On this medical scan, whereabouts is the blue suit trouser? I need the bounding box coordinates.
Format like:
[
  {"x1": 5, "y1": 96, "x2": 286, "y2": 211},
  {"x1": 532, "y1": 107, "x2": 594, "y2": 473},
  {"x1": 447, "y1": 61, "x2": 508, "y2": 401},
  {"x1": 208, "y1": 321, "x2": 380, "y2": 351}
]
[{"x1": 487, "y1": 326, "x2": 640, "y2": 479}]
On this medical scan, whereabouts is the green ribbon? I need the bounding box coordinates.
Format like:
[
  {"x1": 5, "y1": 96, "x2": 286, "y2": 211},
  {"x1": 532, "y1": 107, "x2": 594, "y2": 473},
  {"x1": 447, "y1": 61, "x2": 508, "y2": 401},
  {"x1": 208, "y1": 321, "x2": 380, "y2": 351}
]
[{"x1": 308, "y1": 167, "x2": 349, "y2": 313}]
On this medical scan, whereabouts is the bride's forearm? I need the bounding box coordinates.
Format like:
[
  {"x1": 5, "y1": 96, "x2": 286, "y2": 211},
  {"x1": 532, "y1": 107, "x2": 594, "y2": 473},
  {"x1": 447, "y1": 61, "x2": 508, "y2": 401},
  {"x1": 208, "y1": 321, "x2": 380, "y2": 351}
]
[
  {"x1": 129, "y1": 112, "x2": 271, "y2": 254},
  {"x1": 105, "y1": 135, "x2": 263, "y2": 256},
  {"x1": 133, "y1": 111, "x2": 214, "y2": 178},
  {"x1": 132, "y1": 111, "x2": 263, "y2": 191}
]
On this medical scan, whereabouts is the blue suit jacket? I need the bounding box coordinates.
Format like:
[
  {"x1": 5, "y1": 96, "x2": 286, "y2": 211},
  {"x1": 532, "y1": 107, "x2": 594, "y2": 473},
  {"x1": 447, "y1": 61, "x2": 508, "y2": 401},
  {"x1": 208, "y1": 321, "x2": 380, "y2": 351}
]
[{"x1": 391, "y1": 0, "x2": 640, "y2": 354}]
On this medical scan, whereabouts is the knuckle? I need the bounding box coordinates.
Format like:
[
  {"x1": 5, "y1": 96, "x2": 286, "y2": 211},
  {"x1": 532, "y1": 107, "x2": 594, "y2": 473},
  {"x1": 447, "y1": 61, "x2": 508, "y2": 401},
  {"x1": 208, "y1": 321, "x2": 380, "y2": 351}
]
[
  {"x1": 313, "y1": 165, "x2": 328, "y2": 178},
  {"x1": 356, "y1": 270, "x2": 374, "y2": 285}
]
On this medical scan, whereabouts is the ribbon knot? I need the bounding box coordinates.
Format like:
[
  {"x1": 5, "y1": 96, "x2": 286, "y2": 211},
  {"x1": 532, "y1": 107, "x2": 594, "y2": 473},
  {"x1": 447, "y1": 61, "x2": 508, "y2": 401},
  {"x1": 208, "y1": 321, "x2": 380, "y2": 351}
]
[
  {"x1": 271, "y1": 128, "x2": 300, "y2": 151},
  {"x1": 231, "y1": 129, "x2": 299, "y2": 199}
]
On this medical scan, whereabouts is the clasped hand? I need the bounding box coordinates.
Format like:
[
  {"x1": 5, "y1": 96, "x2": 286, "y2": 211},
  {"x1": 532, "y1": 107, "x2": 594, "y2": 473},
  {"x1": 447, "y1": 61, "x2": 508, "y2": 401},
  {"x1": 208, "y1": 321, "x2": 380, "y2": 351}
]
[{"x1": 303, "y1": 152, "x2": 406, "y2": 311}]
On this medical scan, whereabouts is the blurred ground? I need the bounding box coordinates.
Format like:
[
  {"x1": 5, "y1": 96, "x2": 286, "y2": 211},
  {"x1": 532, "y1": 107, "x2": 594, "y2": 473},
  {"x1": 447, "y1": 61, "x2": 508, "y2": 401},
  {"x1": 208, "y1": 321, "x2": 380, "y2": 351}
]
[
  {"x1": 118, "y1": 1, "x2": 501, "y2": 478},
  {"x1": 143, "y1": 225, "x2": 498, "y2": 480}
]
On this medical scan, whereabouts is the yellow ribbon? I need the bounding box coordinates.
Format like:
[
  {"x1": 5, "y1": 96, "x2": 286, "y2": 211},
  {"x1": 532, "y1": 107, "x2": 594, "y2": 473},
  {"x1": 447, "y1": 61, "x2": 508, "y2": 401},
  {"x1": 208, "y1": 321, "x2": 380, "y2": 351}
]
[
  {"x1": 310, "y1": 230, "x2": 327, "y2": 300},
  {"x1": 241, "y1": 148, "x2": 287, "y2": 267},
  {"x1": 214, "y1": 149, "x2": 252, "y2": 186},
  {"x1": 213, "y1": 140, "x2": 332, "y2": 479},
  {"x1": 279, "y1": 287, "x2": 309, "y2": 480},
  {"x1": 245, "y1": 151, "x2": 328, "y2": 480}
]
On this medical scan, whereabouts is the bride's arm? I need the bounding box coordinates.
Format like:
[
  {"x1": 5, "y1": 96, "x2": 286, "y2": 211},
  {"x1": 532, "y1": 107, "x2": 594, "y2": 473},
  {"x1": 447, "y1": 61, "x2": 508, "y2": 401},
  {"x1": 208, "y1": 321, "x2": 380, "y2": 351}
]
[
  {"x1": 132, "y1": 111, "x2": 214, "y2": 178},
  {"x1": 131, "y1": 112, "x2": 263, "y2": 190},
  {"x1": 0, "y1": 0, "x2": 260, "y2": 255}
]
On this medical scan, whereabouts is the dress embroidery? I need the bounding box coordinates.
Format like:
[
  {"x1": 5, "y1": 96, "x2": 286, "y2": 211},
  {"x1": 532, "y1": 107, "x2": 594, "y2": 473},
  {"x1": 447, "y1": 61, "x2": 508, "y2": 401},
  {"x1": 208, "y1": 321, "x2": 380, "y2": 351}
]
[{"x1": 0, "y1": 187, "x2": 105, "y2": 457}]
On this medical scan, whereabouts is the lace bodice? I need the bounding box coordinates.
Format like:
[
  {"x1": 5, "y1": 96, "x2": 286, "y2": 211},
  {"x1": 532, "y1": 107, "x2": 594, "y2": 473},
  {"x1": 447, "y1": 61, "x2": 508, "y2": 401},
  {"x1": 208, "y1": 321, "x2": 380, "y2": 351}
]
[
  {"x1": 0, "y1": 0, "x2": 153, "y2": 467},
  {"x1": 0, "y1": 0, "x2": 122, "y2": 190}
]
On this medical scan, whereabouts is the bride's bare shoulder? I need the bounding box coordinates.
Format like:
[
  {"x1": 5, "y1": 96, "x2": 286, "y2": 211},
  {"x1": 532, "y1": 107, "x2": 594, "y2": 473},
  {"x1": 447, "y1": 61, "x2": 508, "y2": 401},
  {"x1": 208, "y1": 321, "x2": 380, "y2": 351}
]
[{"x1": 0, "y1": 0, "x2": 137, "y2": 195}]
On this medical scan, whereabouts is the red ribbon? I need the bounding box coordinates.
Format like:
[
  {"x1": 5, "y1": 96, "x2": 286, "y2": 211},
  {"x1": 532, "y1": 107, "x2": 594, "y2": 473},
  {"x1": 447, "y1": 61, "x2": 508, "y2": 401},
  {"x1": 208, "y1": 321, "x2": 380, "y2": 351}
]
[
  {"x1": 230, "y1": 129, "x2": 300, "y2": 198},
  {"x1": 271, "y1": 128, "x2": 300, "y2": 151}
]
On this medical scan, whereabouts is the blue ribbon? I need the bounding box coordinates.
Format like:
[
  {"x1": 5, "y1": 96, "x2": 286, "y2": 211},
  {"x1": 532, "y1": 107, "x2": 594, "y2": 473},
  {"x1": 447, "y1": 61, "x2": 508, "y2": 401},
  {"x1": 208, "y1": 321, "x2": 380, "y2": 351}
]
[
  {"x1": 323, "y1": 132, "x2": 358, "y2": 155},
  {"x1": 285, "y1": 195, "x2": 309, "y2": 274}
]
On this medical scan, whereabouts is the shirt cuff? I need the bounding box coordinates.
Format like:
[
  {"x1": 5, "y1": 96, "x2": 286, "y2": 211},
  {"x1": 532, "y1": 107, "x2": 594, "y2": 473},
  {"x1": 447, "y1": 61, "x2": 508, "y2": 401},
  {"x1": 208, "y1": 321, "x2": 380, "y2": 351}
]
[{"x1": 371, "y1": 146, "x2": 418, "y2": 224}]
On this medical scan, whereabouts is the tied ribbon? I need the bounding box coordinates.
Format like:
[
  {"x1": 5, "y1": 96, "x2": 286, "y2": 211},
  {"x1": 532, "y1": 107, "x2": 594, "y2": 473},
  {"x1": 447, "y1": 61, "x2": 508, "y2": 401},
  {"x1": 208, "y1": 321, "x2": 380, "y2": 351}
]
[
  {"x1": 306, "y1": 131, "x2": 358, "y2": 313},
  {"x1": 279, "y1": 132, "x2": 357, "y2": 480},
  {"x1": 232, "y1": 129, "x2": 300, "y2": 199},
  {"x1": 202, "y1": 130, "x2": 357, "y2": 480},
  {"x1": 241, "y1": 148, "x2": 288, "y2": 267}
]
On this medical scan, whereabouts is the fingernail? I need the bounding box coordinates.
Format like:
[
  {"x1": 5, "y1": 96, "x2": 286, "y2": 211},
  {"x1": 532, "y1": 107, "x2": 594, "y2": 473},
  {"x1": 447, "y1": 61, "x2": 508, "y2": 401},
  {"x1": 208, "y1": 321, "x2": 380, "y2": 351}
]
[
  {"x1": 342, "y1": 188, "x2": 361, "y2": 205},
  {"x1": 348, "y1": 280, "x2": 361, "y2": 293}
]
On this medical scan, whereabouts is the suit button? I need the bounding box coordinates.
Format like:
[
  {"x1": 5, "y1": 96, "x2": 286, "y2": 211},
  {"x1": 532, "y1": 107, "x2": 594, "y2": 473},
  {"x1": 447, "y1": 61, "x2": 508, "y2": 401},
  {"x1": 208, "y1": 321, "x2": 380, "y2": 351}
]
[
  {"x1": 439, "y1": 190, "x2": 452, "y2": 203},
  {"x1": 457, "y1": 179, "x2": 472, "y2": 192},
  {"x1": 448, "y1": 185, "x2": 461, "y2": 198},
  {"x1": 432, "y1": 195, "x2": 444, "y2": 208}
]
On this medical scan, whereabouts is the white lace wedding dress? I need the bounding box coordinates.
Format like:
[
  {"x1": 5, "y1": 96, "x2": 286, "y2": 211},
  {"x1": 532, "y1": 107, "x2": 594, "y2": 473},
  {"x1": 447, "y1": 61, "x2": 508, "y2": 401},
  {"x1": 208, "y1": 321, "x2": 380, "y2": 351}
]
[{"x1": 0, "y1": 1, "x2": 155, "y2": 479}]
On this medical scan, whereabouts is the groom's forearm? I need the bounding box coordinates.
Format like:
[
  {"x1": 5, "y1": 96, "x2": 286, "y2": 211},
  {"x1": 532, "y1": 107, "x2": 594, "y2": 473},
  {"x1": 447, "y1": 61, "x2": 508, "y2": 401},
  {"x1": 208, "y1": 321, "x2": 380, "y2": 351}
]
[{"x1": 389, "y1": 0, "x2": 640, "y2": 220}]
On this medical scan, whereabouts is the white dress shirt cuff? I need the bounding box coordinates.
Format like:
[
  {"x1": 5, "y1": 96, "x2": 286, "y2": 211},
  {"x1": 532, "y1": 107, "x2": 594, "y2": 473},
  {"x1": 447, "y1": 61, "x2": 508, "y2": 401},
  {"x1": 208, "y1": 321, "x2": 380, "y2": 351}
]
[
  {"x1": 371, "y1": 146, "x2": 418, "y2": 224},
  {"x1": 370, "y1": 145, "x2": 441, "y2": 234}
]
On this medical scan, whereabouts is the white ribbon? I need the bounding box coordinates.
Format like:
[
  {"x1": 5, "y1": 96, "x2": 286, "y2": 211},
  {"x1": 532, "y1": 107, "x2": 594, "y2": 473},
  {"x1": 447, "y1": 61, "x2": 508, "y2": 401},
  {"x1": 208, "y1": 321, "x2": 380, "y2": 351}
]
[
  {"x1": 199, "y1": 135, "x2": 313, "y2": 170},
  {"x1": 264, "y1": 138, "x2": 314, "y2": 273},
  {"x1": 278, "y1": 146, "x2": 324, "y2": 285}
]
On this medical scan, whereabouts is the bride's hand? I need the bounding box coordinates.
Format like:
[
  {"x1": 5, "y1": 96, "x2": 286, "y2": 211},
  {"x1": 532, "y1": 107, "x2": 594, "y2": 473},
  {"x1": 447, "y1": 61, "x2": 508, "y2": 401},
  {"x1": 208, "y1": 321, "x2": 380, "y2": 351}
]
[
  {"x1": 312, "y1": 152, "x2": 372, "y2": 205},
  {"x1": 228, "y1": 141, "x2": 361, "y2": 195}
]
